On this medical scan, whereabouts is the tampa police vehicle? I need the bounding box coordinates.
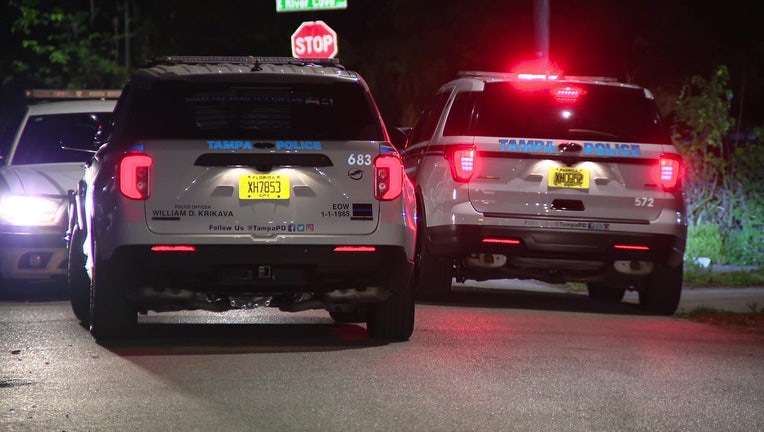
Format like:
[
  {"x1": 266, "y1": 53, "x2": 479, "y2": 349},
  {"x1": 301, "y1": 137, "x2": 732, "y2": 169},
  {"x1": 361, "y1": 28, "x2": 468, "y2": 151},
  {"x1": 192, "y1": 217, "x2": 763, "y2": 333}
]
[
  {"x1": 403, "y1": 66, "x2": 686, "y2": 314},
  {"x1": 69, "y1": 56, "x2": 417, "y2": 340},
  {"x1": 0, "y1": 90, "x2": 116, "y2": 290}
]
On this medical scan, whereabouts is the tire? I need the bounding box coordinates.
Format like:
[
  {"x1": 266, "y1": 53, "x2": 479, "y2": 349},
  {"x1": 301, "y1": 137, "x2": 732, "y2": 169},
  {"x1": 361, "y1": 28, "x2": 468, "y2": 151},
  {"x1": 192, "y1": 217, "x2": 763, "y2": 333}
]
[
  {"x1": 367, "y1": 274, "x2": 415, "y2": 341},
  {"x1": 68, "y1": 226, "x2": 90, "y2": 324},
  {"x1": 89, "y1": 256, "x2": 137, "y2": 340},
  {"x1": 586, "y1": 282, "x2": 626, "y2": 303},
  {"x1": 639, "y1": 263, "x2": 683, "y2": 315},
  {"x1": 415, "y1": 241, "x2": 453, "y2": 301}
]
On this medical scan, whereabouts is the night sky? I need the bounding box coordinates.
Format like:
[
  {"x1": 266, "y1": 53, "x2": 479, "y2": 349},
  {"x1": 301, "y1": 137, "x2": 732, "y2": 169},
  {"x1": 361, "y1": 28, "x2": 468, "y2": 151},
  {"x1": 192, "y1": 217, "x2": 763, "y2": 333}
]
[{"x1": 2, "y1": 0, "x2": 763, "y2": 128}]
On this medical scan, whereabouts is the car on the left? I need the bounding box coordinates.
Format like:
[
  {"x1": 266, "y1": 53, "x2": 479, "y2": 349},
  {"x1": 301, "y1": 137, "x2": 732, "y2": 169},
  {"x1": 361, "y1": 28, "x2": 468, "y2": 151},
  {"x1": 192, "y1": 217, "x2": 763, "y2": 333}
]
[{"x1": 0, "y1": 89, "x2": 118, "y2": 292}]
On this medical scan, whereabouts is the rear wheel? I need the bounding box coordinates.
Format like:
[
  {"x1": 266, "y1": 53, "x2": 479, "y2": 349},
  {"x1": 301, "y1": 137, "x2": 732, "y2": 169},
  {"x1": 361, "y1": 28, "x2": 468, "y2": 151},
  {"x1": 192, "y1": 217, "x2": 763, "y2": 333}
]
[
  {"x1": 68, "y1": 226, "x2": 90, "y2": 324},
  {"x1": 415, "y1": 241, "x2": 453, "y2": 301},
  {"x1": 89, "y1": 256, "x2": 137, "y2": 340},
  {"x1": 586, "y1": 282, "x2": 626, "y2": 303},
  {"x1": 367, "y1": 275, "x2": 415, "y2": 341},
  {"x1": 639, "y1": 263, "x2": 683, "y2": 315}
]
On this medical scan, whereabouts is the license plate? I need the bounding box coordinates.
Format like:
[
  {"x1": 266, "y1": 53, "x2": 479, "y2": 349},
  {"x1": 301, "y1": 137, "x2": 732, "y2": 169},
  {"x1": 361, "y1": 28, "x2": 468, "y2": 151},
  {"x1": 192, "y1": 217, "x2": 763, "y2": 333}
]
[
  {"x1": 548, "y1": 167, "x2": 589, "y2": 189},
  {"x1": 239, "y1": 174, "x2": 290, "y2": 199}
]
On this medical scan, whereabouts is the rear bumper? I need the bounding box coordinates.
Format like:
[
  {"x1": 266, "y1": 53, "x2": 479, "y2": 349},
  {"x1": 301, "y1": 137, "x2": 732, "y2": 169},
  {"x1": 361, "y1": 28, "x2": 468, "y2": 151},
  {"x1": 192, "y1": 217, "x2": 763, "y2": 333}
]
[
  {"x1": 109, "y1": 244, "x2": 414, "y2": 296},
  {"x1": 425, "y1": 225, "x2": 686, "y2": 265}
]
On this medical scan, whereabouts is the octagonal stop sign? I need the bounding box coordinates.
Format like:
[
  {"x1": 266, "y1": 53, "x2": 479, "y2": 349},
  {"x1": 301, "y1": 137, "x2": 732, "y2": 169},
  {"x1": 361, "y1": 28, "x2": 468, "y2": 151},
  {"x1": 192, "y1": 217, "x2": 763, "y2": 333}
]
[{"x1": 291, "y1": 20, "x2": 338, "y2": 59}]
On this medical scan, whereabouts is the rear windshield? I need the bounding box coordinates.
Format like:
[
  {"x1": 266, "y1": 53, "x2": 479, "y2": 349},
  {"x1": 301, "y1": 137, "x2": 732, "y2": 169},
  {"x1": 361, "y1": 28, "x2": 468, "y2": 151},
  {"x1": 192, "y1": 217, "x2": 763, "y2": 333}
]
[
  {"x1": 10, "y1": 112, "x2": 112, "y2": 165},
  {"x1": 117, "y1": 81, "x2": 384, "y2": 142},
  {"x1": 444, "y1": 81, "x2": 670, "y2": 144}
]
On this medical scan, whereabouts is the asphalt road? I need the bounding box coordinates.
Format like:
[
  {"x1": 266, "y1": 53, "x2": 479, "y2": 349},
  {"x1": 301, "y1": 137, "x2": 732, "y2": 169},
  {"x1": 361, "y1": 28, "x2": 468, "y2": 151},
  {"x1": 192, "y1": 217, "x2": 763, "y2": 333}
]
[{"x1": 1, "y1": 283, "x2": 763, "y2": 432}]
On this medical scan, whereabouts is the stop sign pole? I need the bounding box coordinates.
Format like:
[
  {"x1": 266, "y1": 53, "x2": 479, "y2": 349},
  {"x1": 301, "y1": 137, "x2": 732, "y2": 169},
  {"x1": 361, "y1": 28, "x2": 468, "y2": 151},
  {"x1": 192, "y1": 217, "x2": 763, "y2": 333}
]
[{"x1": 291, "y1": 20, "x2": 338, "y2": 59}]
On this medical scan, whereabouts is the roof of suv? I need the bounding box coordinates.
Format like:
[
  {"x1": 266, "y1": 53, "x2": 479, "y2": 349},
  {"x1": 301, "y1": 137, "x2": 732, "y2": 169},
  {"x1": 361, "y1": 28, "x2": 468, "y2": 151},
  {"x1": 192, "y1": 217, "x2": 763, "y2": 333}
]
[{"x1": 131, "y1": 56, "x2": 359, "y2": 81}]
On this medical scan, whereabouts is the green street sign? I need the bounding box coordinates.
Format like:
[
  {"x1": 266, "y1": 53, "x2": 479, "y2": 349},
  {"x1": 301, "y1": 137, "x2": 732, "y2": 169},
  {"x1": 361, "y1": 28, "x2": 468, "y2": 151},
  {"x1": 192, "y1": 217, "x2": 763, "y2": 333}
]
[{"x1": 276, "y1": 0, "x2": 347, "y2": 12}]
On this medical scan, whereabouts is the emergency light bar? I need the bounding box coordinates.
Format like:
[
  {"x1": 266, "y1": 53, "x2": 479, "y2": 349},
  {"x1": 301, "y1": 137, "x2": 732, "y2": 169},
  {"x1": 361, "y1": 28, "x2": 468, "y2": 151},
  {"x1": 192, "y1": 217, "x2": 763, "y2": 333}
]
[{"x1": 25, "y1": 89, "x2": 122, "y2": 100}]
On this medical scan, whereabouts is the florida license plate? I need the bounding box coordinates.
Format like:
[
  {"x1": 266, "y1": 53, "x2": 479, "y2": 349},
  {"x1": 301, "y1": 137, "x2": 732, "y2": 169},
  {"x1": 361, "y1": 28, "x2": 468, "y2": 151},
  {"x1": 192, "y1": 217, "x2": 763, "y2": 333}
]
[
  {"x1": 239, "y1": 174, "x2": 290, "y2": 199},
  {"x1": 548, "y1": 167, "x2": 590, "y2": 189}
]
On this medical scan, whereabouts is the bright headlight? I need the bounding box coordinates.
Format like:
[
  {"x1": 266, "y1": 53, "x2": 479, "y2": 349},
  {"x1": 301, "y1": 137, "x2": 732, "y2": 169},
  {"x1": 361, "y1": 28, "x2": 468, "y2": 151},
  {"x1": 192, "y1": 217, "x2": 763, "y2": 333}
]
[{"x1": 0, "y1": 195, "x2": 63, "y2": 225}]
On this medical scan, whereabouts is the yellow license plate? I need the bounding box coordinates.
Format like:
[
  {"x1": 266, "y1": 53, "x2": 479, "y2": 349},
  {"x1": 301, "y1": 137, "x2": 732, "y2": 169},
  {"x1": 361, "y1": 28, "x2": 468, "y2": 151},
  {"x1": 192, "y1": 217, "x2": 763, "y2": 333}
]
[
  {"x1": 548, "y1": 167, "x2": 589, "y2": 189},
  {"x1": 239, "y1": 174, "x2": 290, "y2": 199}
]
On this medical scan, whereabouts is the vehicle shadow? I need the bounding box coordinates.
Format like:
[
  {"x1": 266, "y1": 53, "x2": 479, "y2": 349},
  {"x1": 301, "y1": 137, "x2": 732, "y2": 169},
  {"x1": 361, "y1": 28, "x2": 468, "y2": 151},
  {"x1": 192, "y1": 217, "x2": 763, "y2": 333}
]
[
  {"x1": 98, "y1": 320, "x2": 387, "y2": 356},
  {"x1": 0, "y1": 281, "x2": 68, "y2": 302},
  {"x1": 422, "y1": 283, "x2": 648, "y2": 316}
]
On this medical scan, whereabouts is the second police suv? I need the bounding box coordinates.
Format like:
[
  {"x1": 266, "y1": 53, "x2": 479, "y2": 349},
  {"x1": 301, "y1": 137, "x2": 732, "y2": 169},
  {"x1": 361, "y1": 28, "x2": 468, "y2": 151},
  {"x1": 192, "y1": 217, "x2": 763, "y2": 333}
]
[
  {"x1": 403, "y1": 65, "x2": 687, "y2": 314},
  {"x1": 68, "y1": 56, "x2": 417, "y2": 341}
]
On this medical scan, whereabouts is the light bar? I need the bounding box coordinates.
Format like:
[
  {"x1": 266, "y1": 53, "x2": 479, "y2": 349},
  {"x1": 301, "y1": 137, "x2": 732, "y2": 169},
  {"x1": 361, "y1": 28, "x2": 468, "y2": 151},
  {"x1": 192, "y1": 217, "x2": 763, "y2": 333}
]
[{"x1": 25, "y1": 89, "x2": 121, "y2": 99}]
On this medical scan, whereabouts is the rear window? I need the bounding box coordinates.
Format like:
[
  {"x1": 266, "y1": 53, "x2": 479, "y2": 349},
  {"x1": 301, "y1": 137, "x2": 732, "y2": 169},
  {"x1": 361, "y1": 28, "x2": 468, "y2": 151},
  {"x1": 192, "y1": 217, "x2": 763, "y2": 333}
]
[
  {"x1": 444, "y1": 82, "x2": 670, "y2": 144},
  {"x1": 10, "y1": 112, "x2": 112, "y2": 165},
  {"x1": 117, "y1": 81, "x2": 384, "y2": 142}
]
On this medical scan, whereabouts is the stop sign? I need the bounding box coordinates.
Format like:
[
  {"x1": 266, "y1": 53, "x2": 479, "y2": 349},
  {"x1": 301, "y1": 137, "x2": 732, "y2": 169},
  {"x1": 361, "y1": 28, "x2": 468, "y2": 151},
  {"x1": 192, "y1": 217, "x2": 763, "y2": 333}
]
[{"x1": 291, "y1": 20, "x2": 338, "y2": 59}]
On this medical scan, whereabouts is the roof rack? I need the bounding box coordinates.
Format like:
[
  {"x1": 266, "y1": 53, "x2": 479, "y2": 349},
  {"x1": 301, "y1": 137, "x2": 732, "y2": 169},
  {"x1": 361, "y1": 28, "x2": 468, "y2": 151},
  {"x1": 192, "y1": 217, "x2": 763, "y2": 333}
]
[
  {"x1": 25, "y1": 89, "x2": 122, "y2": 100},
  {"x1": 147, "y1": 56, "x2": 343, "y2": 69}
]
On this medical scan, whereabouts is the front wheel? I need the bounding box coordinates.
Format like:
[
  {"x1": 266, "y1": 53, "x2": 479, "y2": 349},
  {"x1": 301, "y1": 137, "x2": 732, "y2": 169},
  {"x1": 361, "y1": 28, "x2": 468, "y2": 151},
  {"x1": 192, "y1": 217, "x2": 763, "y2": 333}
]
[
  {"x1": 639, "y1": 263, "x2": 683, "y2": 315},
  {"x1": 89, "y1": 256, "x2": 137, "y2": 340},
  {"x1": 367, "y1": 274, "x2": 415, "y2": 341},
  {"x1": 68, "y1": 225, "x2": 90, "y2": 324}
]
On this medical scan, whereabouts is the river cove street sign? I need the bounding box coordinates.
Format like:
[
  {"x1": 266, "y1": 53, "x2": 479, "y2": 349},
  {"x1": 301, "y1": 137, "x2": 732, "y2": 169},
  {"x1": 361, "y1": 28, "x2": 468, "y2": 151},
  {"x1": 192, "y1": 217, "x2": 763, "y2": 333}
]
[{"x1": 276, "y1": 0, "x2": 347, "y2": 13}]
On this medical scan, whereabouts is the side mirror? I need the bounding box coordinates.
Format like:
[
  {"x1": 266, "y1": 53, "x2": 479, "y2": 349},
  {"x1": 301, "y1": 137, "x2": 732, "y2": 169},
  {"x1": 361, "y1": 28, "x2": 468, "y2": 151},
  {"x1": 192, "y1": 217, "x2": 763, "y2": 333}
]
[{"x1": 388, "y1": 127, "x2": 412, "y2": 152}]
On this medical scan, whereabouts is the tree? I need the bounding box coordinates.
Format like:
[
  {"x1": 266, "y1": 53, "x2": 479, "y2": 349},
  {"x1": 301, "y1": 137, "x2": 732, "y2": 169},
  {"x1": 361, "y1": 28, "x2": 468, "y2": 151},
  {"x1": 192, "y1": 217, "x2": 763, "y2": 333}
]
[{"x1": 8, "y1": 0, "x2": 127, "y2": 89}]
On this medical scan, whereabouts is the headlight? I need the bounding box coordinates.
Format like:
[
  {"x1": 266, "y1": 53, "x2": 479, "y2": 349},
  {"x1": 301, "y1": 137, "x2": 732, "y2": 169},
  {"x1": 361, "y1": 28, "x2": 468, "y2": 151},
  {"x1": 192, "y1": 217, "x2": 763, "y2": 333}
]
[{"x1": 0, "y1": 195, "x2": 63, "y2": 225}]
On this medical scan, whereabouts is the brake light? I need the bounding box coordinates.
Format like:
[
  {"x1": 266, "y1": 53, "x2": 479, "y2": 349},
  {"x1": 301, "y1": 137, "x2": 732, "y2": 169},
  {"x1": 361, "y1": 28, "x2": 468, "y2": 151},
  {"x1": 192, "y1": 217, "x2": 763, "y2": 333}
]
[
  {"x1": 552, "y1": 86, "x2": 586, "y2": 104},
  {"x1": 482, "y1": 238, "x2": 521, "y2": 245},
  {"x1": 151, "y1": 245, "x2": 197, "y2": 252},
  {"x1": 120, "y1": 154, "x2": 152, "y2": 200},
  {"x1": 613, "y1": 244, "x2": 650, "y2": 251},
  {"x1": 445, "y1": 145, "x2": 477, "y2": 182},
  {"x1": 374, "y1": 155, "x2": 403, "y2": 200},
  {"x1": 334, "y1": 246, "x2": 376, "y2": 252},
  {"x1": 654, "y1": 154, "x2": 682, "y2": 191}
]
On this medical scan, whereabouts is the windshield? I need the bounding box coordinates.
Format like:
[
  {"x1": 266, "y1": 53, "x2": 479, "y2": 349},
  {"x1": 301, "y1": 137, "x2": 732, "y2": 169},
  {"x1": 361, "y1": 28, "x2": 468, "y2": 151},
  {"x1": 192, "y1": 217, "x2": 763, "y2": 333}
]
[
  {"x1": 118, "y1": 81, "x2": 384, "y2": 143},
  {"x1": 10, "y1": 112, "x2": 112, "y2": 165},
  {"x1": 444, "y1": 81, "x2": 671, "y2": 144}
]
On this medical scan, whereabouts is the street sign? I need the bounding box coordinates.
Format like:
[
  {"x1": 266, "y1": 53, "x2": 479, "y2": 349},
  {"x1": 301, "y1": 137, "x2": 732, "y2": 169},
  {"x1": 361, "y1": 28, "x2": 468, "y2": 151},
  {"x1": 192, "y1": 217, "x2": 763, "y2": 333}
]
[
  {"x1": 291, "y1": 21, "x2": 338, "y2": 59},
  {"x1": 276, "y1": 0, "x2": 347, "y2": 13}
]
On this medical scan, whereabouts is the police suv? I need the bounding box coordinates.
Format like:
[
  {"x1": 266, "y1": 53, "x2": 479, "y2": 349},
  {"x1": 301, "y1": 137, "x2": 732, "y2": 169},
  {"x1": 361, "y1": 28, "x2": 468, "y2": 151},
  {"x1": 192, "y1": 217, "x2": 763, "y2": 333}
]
[
  {"x1": 403, "y1": 68, "x2": 686, "y2": 314},
  {"x1": 69, "y1": 56, "x2": 416, "y2": 340},
  {"x1": 0, "y1": 90, "x2": 116, "y2": 290}
]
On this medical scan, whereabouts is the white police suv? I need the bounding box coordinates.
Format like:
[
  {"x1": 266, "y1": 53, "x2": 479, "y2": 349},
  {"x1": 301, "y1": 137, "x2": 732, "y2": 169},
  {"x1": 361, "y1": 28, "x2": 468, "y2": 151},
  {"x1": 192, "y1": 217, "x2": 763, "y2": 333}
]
[
  {"x1": 0, "y1": 90, "x2": 116, "y2": 290},
  {"x1": 69, "y1": 56, "x2": 416, "y2": 340},
  {"x1": 403, "y1": 67, "x2": 686, "y2": 314}
]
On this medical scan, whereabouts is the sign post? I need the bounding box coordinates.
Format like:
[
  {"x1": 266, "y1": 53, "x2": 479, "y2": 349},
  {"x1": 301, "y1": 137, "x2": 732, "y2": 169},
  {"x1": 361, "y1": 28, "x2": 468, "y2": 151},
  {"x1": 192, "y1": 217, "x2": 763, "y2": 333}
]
[{"x1": 291, "y1": 21, "x2": 338, "y2": 59}]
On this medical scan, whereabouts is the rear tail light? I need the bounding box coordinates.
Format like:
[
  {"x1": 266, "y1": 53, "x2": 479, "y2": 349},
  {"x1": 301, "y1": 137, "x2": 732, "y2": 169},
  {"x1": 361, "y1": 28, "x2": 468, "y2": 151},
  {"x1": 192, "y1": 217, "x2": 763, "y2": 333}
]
[
  {"x1": 445, "y1": 145, "x2": 477, "y2": 182},
  {"x1": 374, "y1": 155, "x2": 403, "y2": 200},
  {"x1": 120, "y1": 154, "x2": 152, "y2": 200},
  {"x1": 654, "y1": 154, "x2": 682, "y2": 191},
  {"x1": 482, "y1": 238, "x2": 521, "y2": 245},
  {"x1": 613, "y1": 244, "x2": 650, "y2": 251}
]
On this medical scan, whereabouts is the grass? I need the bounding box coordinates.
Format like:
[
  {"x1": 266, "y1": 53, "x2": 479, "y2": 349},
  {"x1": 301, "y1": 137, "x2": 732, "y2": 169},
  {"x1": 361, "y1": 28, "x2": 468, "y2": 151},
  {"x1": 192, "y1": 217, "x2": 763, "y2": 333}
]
[
  {"x1": 676, "y1": 302, "x2": 764, "y2": 334},
  {"x1": 682, "y1": 266, "x2": 764, "y2": 288}
]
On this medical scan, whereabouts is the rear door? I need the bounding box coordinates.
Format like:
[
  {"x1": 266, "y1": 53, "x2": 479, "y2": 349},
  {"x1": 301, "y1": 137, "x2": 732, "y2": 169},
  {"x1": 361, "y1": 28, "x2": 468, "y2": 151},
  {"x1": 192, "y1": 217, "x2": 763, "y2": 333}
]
[{"x1": 448, "y1": 81, "x2": 680, "y2": 222}]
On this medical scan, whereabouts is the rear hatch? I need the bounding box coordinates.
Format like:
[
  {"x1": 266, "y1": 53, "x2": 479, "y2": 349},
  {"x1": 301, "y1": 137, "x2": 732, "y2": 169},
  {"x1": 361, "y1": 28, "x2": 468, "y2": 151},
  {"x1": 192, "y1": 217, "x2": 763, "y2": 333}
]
[
  {"x1": 122, "y1": 73, "x2": 387, "y2": 237},
  {"x1": 447, "y1": 80, "x2": 679, "y2": 222},
  {"x1": 143, "y1": 139, "x2": 381, "y2": 236}
]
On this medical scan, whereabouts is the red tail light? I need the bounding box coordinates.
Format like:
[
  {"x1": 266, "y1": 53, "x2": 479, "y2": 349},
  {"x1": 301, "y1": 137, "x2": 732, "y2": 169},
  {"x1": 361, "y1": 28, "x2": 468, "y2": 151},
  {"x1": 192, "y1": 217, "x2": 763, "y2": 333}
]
[
  {"x1": 613, "y1": 244, "x2": 650, "y2": 251},
  {"x1": 482, "y1": 238, "x2": 521, "y2": 245},
  {"x1": 374, "y1": 155, "x2": 403, "y2": 200},
  {"x1": 654, "y1": 154, "x2": 682, "y2": 191},
  {"x1": 333, "y1": 246, "x2": 376, "y2": 252},
  {"x1": 120, "y1": 154, "x2": 152, "y2": 200},
  {"x1": 445, "y1": 145, "x2": 477, "y2": 182},
  {"x1": 151, "y1": 245, "x2": 197, "y2": 252}
]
